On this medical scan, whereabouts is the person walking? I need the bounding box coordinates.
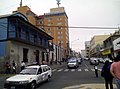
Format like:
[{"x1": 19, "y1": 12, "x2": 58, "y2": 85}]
[
  {"x1": 94, "y1": 60, "x2": 98, "y2": 77},
  {"x1": 12, "y1": 60, "x2": 17, "y2": 74},
  {"x1": 101, "y1": 60, "x2": 113, "y2": 89},
  {"x1": 21, "y1": 61, "x2": 26, "y2": 71},
  {"x1": 5, "y1": 62, "x2": 11, "y2": 74},
  {"x1": 110, "y1": 53, "x2": 120, "y2": 89}
]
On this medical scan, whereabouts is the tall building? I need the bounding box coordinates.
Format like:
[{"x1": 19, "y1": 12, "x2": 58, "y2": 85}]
[
  {"x1": 15, "y1": 5, "x2": 69, "y2": 59},
  {"x1": 90, "y1": 35, "x2": 110, "y2": 57},
  {"x1": 85, "y1": 41, "x2": 90, "y2": 58},
  {"x1": 42, "y1": 7, "x2": 69, "y2": 58}
]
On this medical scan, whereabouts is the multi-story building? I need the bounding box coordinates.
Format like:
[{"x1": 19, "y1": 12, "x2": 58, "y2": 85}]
[
  {"x1": 85, "y1": 41, "x2": 90, "y2": 58},
  {"x1": 90, "y1": 35, "x2": 110, "y2": 57},
  {"x1": 0, "y1": 12, "x2": 53, "y2": 72},
  {"x1": 15, "y1": 5, "x2": 69, "y2": 60},
  {"x1": 42, "y1": 7, "x2": 69, "y2": 59},
  {"x1": 81, "y1": 50, "x2": 86, "y2": 58},
  {"x1": 101, "y1": 30, "x2": 120, "y2": 58}
]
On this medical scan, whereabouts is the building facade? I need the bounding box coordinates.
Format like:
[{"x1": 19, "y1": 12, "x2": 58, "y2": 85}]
[
  {"x1": 15, "y1": 6, "x2": 70, "y2": 60},
  {"x1": 85, "y1": 41, "x2": 90, "y2": 58},
  {"x1": 0, "y1": 13, "x2": 53, "y2": 72},
  {"x1": 90, "y1": 35, "x2": 110, "y2": 57}
]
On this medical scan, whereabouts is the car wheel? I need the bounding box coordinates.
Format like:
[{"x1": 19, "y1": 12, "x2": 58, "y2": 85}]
[{"x1": 31, "y1": 82, "x2": 36, "y2": 89}]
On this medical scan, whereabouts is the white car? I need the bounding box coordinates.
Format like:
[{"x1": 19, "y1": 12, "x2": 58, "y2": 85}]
[
  {"x1": 89, "y1": 57, "x2": 99, "y2": 65},
  {"x1": 67, "y1": 59, "x2": 79, "y2": 68},
  {"x1": 4, "y1": 65, "x2": 52, "y2": 89}
]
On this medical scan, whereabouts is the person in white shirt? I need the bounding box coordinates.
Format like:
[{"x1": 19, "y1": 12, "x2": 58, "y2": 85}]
[{"x1": 21, "y1": 61, "x2": 26, "y2": 71}]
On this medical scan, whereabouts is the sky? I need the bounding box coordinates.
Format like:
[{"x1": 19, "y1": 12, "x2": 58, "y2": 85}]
[{"x1": 0, "y1": 0, "x2": 120, "y2": 52}]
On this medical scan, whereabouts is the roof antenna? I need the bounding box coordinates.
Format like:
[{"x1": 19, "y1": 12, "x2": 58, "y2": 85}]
[
  {"x1": 56, "y1": 0, "x2": 61, "y2": 7},
  {"x1": 20, "y1": 0, "x2": 22, "y2": 7}
]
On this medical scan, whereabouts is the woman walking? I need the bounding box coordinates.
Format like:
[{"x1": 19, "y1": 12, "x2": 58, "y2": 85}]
[{"x1": 101, "y1": 60, "x2": 113, "y2": 89}]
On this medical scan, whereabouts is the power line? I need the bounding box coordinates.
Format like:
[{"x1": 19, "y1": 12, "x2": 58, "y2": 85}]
[
  {"x1": 0, "y1": 22, "x2": 118, "y2": 29},
  {"x1": 40, "y1": 25, "x2": 118, "y2": 29}
]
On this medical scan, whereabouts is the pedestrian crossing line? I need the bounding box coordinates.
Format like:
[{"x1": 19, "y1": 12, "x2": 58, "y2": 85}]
[
  {"x1": 91, "y1": 69, "x2": 95, "y2": 71},
  {"x1": 78, "y1": 69, "x2": 82, "y2": 71},
  {"x1": 57, "y1": 69, "x2": 63, "y2": 72},
  {"x1": 64, "y1": 69, "x2": 69, "y2": 72},
  {"x1": 84, "y1": 69, "x2": 88, "y2": 71},
  {"x1": 71, "y1": 69, "x2": 75, "y2": 72},
  {"x1": 52, "y1": 68, "x2": 102, "y2": 72},
  {"x1": 52, "y1": 69, "x2": 57, "y2": 72}
]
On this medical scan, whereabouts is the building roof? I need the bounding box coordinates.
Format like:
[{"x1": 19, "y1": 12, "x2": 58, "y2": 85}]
[
  {"x1": 0, "y1": 12, "x2": 28, "y2": 21},
  {"x1": 0, "y1": 12, "x2": 53, "y2": 40}
]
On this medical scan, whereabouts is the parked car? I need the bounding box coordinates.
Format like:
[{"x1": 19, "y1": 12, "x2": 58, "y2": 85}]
[
  {"x1": 89, "y1": 57, "x2": 99, "y2": 65},
  {"x1": 4, "y1": 65, "x2": 52, "y2": 89},
  {"x1": 103, "y1": 58, "x2": 113, "y2": 63},
  {"x1": 97, "y1": 58, "x2": 104, "y2": 63},
  {"x1": 67, "y1": 59, "x2": 79, "y2": 68}
]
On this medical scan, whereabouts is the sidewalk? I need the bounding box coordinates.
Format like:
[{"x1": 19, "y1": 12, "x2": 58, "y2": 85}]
[{"x1": 63, "y1": 83, "x2": 117, "y2": 89}]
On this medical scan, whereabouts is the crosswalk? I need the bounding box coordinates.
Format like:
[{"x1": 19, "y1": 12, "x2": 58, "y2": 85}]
[{"x1": 52, "y1": 68, "x2": 102, "y2": 72}]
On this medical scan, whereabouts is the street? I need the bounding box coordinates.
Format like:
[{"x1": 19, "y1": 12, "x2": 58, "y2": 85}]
[
  {"x1": 36, "y1": 60, "x2": 116, "y2": 89},
  {"x1": 0, "y1": 60, "x2": 117, "y2": 89}
]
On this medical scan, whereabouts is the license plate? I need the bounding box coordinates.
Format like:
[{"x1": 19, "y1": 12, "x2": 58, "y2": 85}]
[{"x1": 11, "y1": 86, "x2": 15, "y2": 89}]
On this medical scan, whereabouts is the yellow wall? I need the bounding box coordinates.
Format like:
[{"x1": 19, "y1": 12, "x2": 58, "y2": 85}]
[
  {"x1": 91, "y1": 35, "x2": 110, "y2": 49},
  {"x1": 17, "y1": 6, "x2": 36, "y2": 26}
]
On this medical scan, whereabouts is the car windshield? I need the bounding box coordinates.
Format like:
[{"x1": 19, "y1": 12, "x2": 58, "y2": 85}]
[
  {"x1": 69, "y1": 60, "x2": 76, "y2": 63},
  {"x1": 20, "y1": 68, "x2": 37, "y2": 75}
]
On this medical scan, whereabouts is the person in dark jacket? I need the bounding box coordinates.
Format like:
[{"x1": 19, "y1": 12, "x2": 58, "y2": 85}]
[
  {"x1": 94, "y1": 60, "x2": 98, "y2": 77},
  {"x1": 101, "y1": 60, "x2": 113, "y2": 89}
]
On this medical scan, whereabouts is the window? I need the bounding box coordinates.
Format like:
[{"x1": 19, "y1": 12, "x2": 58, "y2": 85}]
[
  {"x1": 57, "y1": 27, "x2": 62, "y2": 30},
  {"x1": 57, "y1": 22, "x2": 62, "y2": 25},
  {"x1": 48, "y1": 28, "x2": 51, "y2": 30},
  {"x1": 48, "y1": 18, "x2": 52, "y2": 22},
  {"x1": 38, "y1": 21, "x2": 42, "y2": 24},
  {"x1": 57, "y1": 18, "x2": 62, "y2": 20},
  {"x1": 58, "y1": 40, "x2": 63, "y2": 44},
  {"x1": 58, "y1": 36, "x2": 63, "y2": 39},
  {"x1": 34, "y1": 34, "x2": 37, "y2": 43},
  {"x1": 47, "y1": 24, "x2": 51, "y2": 26},
  {"x1": 58, "y1": 31, "x2": 62, "y2": 34},
  {"x1": 25, "y1": 31, "x2": 30, "y2": 41}
]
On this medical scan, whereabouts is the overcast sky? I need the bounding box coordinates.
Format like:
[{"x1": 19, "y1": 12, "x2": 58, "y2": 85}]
[{"x1": 0, "y1": 0, "x2": 120, "y2": 52}]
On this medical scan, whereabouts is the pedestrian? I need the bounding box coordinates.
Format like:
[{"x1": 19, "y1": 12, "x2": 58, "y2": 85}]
[
  {"x1": 94, "y1": 60, "x2": 98, "y2": 77},
  {"x1": 101, "y1": 60, "x2": 113, "y2": 89},
  {"x1": 110, "y1": 53, "x2": 120, "y2": 89},
  {"x1": 21, "y1": 61, "x2": 26, "y2": 71},
  {"x1": 5, "y1": 62, "x2": 11, "y2": 74},
  {"x1": 12, "y1": 60, "x2": 17, "y2": 74}
]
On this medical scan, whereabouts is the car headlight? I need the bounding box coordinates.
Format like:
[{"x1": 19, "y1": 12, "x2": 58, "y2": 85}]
[{"x1": 19, "y1": 80, "x2": 29, "y2": 84}]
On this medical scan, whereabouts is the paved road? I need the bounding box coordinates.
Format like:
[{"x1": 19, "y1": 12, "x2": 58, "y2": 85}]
[
  {"x1": 36, "y1": 60, "x2": 117, "y2": 89},
  {"x1": 0, "y1": 60, "x2": 117, "y2": 89}
]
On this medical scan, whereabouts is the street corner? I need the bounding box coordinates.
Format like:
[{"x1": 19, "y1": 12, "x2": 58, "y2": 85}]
[{"x1": 62, "y1": 83, "x2": 117, "y2": 89}]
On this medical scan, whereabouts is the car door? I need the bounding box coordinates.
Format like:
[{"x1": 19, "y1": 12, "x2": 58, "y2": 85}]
[
  {"x1": 41, "y1": 66, "x2": 48, "y2": 81},
  {"x1": 37, "y1": 68, "x2": 43, "y2": 83}
]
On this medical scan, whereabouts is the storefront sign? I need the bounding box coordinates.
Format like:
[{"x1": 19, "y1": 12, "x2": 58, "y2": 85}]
[
  {"x1": 101, "y1": 49, "x2": 111, "y2": 55},
  {"x1": 113, "y1": 37, "x2": 120, "y2": 51}
]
